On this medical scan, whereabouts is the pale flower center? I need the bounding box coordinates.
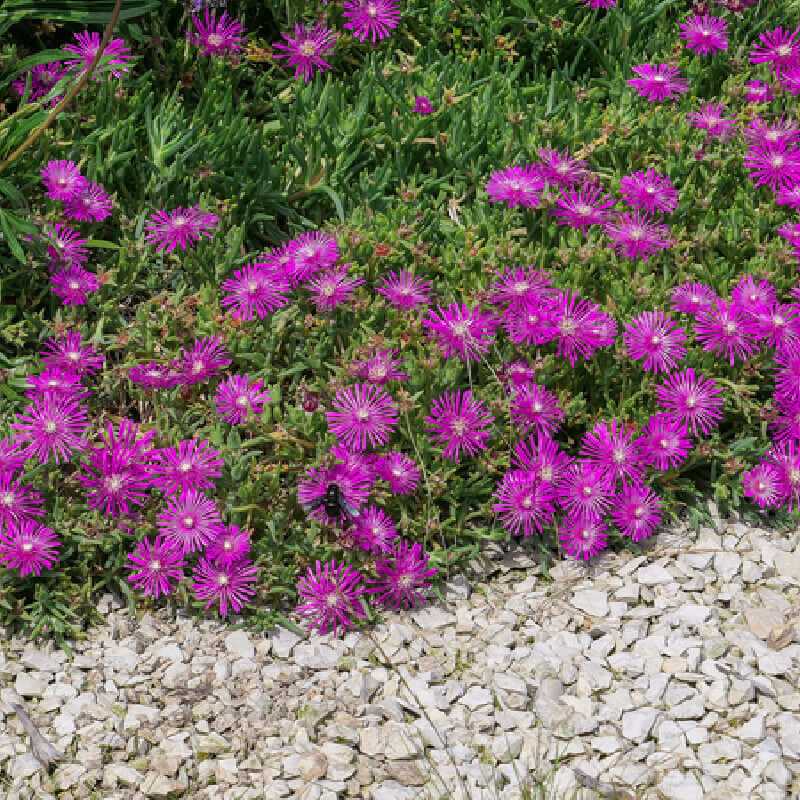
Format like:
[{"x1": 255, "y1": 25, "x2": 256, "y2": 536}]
[
  {"x1": 191, "y1": 360, "x2": 205, "y2": 373},
  {"x1": 532, "y1": 402, "x2": 543, "y2": 413},
  {"x1": 1, "y1": 493, "x2": 14, "y2": 507},
  {"x1": 235, "y1": 395, "x2": 250, "y2": 408},
  {"x1": 513, "y1": 282, "x2": 529, "y2": 294},
  {"x1": 645, "y1": 186, "x2": 656, "y2": 194},
  {"x1": 321, "y1": 283, "x2": 336, "y2": 297},
  {"x1": 22, "y1": 542, "x2": 34, "y2": 552},
  {"x1": 223, "y1": 540, "x2": 233, "y2": 551},
  {"x1": 44, "y1": 421, "x2": 57, "y2": 434},
  {"x1": 723, "y1": 321, "x2": 737, "y2": 335},
  {"x1": 580, "y1": 528, "x2": 592, "y2": 541},
  {"x1": 150, "y1": 559, "x2": 161, "y2": 571},
  {"x1": 576, "y1": 203, "x2": 593, "y2": 216},
  {"x1": 775, "y1": 315, "x2": 785, "y2": 326},
  {"x1": 398, "y1": 574, "x2": 413, "y2": 589},
  {"x1": 451, "y1": 322, "x2": 469, "y2": 337},
  {"x1": 369, "y1": 364, "x2": 387, "y2": 379},
  {"x1": 653, "y1": 75, "x2": 666, "y2": 83},
  {"x1": 613, "y1": 448, "x2": 626, "y2": 464},
  {"x1": 522, "y1": 495, "x2": 533, "y2": 509},
  {"x1": 629, "y1": 226, "x2": 645, "y2": 241},
  {"x1": 106, "y1": 475, "x2": 123, "y2": 492},
  {"x1": 218, "y1": 575, "x2": 229, "y2": 586},
  {"x1": 247, "y1": 281, "x2": 259, "y2": 292},
  {"x1": 778, "y1": 44, "x2": 793, "y2": 57},
  {"x1": 452, "y1": 418, "x2": 467, "y2": 436},
  {"x1": 173, "y1": 216, "x2": 188, "y2": 227},
  {"x1": 391, "y1": 466, "x2": 404, "y2": 477},
  {"x1": 67, "y1": 351, "x2": 80, "y2": 361},
  {"x1": 766, "y1": 131, "x2": 780, "y2": 142},
  {"x1": 686, "y1": 394, "x2": 697, "y2": 409},
  {"x1": 651, "y1": 335, "x2": 662, "y2": 345},
  {"x1": 791, "y1": 469, "x2": 800, "y2": 485},
  {"x1": 771, "y1": 155, "x2": 785, "y2": 168},
  {"x1": 634, "y1": 506, "x2": 645, "y2": 519},
  {"x1": 367, "y1": 2, "x2": 378, "y2": 16},
  {"x1": 582, "y1": 486, "x2": 593, "y2": 497},
  {"x1": 69, "y1": 281, "x2": 80, "y2": 291},
  {"x1": 300, "y1": 41, "x2": 317, "y2": 57},
  {"x1": 207, "y1": 33, "x2": 223, "y2": 47},
  {"x1": 183, "y1": 516, "x2": 195, "y2": 528},
  {"x1": 540, "y1": 467, "x2": 553, "y2": 482},
  {"x1": 179, "y1": 461, "x2": 192, "y2": 473}
]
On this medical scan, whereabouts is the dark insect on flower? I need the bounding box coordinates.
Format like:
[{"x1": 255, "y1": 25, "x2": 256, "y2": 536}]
[{"x1": 302, "y1": 483, "x2": 361, "y2": 527}]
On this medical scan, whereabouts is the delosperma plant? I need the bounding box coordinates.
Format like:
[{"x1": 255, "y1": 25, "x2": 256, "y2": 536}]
[{"x1": 0, "y1": 0, "x2": 799, "y2": 641}]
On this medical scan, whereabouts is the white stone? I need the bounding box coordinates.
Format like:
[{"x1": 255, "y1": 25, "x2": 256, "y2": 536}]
[
  {"x1": 371, "y1": 781, "x2": 418, "y2": 800},
  {"x1": 224, "y1": 630, "x2": 255, "y2": 660},
  {"x1": 571, "y1": 589, "x2": 609, "y2": 617},
  {"x1": 636, "y1": 564, "x2": 673, "y2": 586},
  {"x1": 675, "y1": 604, "x2": 711, "y2": 626},
  {"x1": 714, "y1": 552, "x2": 741, "y2": 581},
  {"x1": 15, "y1": 672, "x2": 47, "y2": 697},
  {"x1": 11, "y1": 753, "x2": 41, "y2": 780},
  {"x1": 658, "y1": 769, "x2": 703, "y2": 800},
  {"x1": 460, "y1": 686, "x2": 493, "y2": 710},
  {"x1": 622, "y1": 708, "x2": 659, "y2": 743}
]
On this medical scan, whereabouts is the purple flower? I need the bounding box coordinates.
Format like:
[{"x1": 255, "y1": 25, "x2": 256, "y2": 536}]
[
  {"x1": 413, "y1": 95, "x2": 434, "y2": 114},
  {"x1": 0, "y1": 475, "x2": 45, "y2": 530},
  {"x1": 376, "y1": 270, "x2": 432, "y2": 310},
  {"x1": 766, "y1": 441, "x2": 800, "y2": 510},
  {"x1": 747, "y1": 143, "x2": 800, "y2": 192},
  {"x1": 640, "y1": 413, "x2": 691, "y2": 471},
  {"x1": 749, "y1": 303, "x2": 800, "y2": 349},
  {"x1": 40, "y1": 160, "x2": 86, "y2": 202},
  {"x1": 731, "y1": 274, "x2": 776, "y2": 314},
  {"x1": 500, "y1": 360, "x2": 537, "y2": 390},
  {"x1": 776, "y1": 182, "x2": 800, "y2": 211},
  {"x1": 671, "y1": 281, "x2": 718, "y2": 316},
  {"x1": 370, "y1": 540, "x2": 437, "y2": 609},
  {"x1": 426, "y1": 390, "x2": 492, "y2": 462},
  {"x1": 64, "y1": 181, "x2": 112, "y2": 223},
  {"x1": 610, "y1": 485, "x2": 662, "y2": 542},
  {"x1": 326, "y1": 384, "x2": 398, "y2": 452},
  {"x1": 486, "y1": 165, "x2": 545, "y2": 208},
  {"x1": 550, "y1": 183, "x2": 615, "y2": 232},
  {"x1": 157, "y1": 489, "x2": 223, "y2": 555},
  {"x1": 742, "y1": 463, "x2": 783, "y2": 509},
  {"x1": 744, "y1": 116, "x2": 800, "y2": 148},
  {"x1": 489, "y1": 266, "x2": 553, "y2": 310},
  {"x1": 178, "y1": 336, "x2": 231, "y2": 385},
  {"x1": 556, "y1": 460, "x2": 614, "y2": 521},
  {"x1": 580, "y1": 0, "x2": 616, "y2": 7},
  {"x1": 374, "y1": 452, "x2": 420, "y2": 494},
  {"x1": 744, "y1": 80, "x2": 773, "y2": 103},
  {"x1": 215, "y1": 375, "x2": 270, "y2": 425},
  {"x1": 206, "y1": 524, "x2": 251, "y2": 567},
  {"x1": 504, "y1": 300, "x2": 559, "y2": 347},
  {"x1": 78, "y1": 445, "x2": 152, "y2": 518},
  {"x1": 694, "y1": 300, "x2": 759, "y2": 366},
  {"x1": 687, "y1": 102, "x2": 735, "y2": 140},
  {"x1": 221, "y1": 262, "x2": 291, "y2": 321},
  {"x1": 771, "y1": 398, "x2": 800, "y2": 443},
  {"x1": 552, "y1": 291, "x2": 617, "y2": 366},
  {"x1": 145, "y1": 206, "x2": 219, "y2": 252},
  {"x1": 128, "y1": 362, "x2": 182, "y2": 390},
  {"x1": 493, "y1": 469, "x2": 556, "y2": 537},
  {"x1": 343, "y1": 0, "x2": 401, "y2": 44},
  {"x1": 290, "y1": 231, "x2": 340, "y2": 285},
  {"x1": 50, "y1": 266, "x2": 100, "y2": 307},
  {"x1": 192, "y1": 557, "x2": 258, "y2": 617},
  {"x1": 775, "y1": 341, "x2": 800, "y2": 406},
  {"x1": 559, "y1": 516, "x2": 608, "y2": 560},
  {"x1": 298, "y1": 460, "x2": 373, "y2": 525},
  {"x1": 623, "y1": 311, "x2": 687, "y2": 373},
  {"x1": 679, "y1": 14, "x2": 728, "y2": 55},
  {"x1": 44, "y1": 223, "x2": 88, "y2": 269},
  {"x1": 188, "y1": 9, "x2": 244, "y2": 57},
  {"x1": 0, "y1": 440, "x2": 26, "y2": 478},
  {"x1": 0, "y1": 521, "x2": 60, "y2": 577},
  {"x1": 423, "y1": 303, "x2": 499, "y2": 363},
  {"x1": 41, "y1": 331, "x2": 104, "y2": 376},
  {"x1": 779, "y1": 65, "x2": 800, "y2": 96},
  {"x1": 12, "y1": 62, "x2": 67, "y2": 103},
  {"x1": 297, "y1": 559, "x2": 367, "y2": 634},
  {"x1": 127, "y1": 535, "x2": 185, "y2": 598},
  {"x1": 274, "y1": 23, "x2": 337, "y2": 82},
  {"x1": 352, "y1": 505, "x2": 398, "y2": 553},
  {"x1": 749, "y1": 26, "x2": 800, "y2": 71},
  {"x1": 604, "y1": 211, "x2": 672, "y2": 261},
  {"x1": 509, "y1": 384, "x2": 564, "y2": 436},
  {"x1": 149, "y1": 439, "x2": 224, "y2": 495},
  {"x1": 355, "y1": 349, "x2": 408, "y2": 385},
  {"x1": 64, "y1": 32, "x2": 132, "y2": 79},
  {"x1": 656, "y1": 368, "x2": 723, "y2": 437},
  {"x1": 536, "y1": 148, "x2": 589, "y2": 189},
  {"x1": 580, "y1": 419, "x2": 645, "y2": 486},
  {"x1": 308, "y1": 264, "x2": 364, "y2": 311},
  {"x1": 627, "y1": 64, "x2": 689, "y2": 102},
  {"x1": 513, "y1": 433, "x2": 573, "y2": 486},
  {"x1": 619, "y1": 169, "x2": 678, "y2": 215},
  {"x1": 12, "y1": 395, "x2": 87, "y2": 465},
  {"x1": 25, "y1": 367, "x2": 86, "y2": 402}
]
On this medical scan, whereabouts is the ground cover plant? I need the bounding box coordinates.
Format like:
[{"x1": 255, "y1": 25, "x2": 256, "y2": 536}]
[{"x1": 0, "y1": 0, "x2": 798, "y2": 643}]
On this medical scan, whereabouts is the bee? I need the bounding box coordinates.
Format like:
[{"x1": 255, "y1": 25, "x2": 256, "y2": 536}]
[{"x1": 302, "y1": 483, "x2": 361, "y2": 528}]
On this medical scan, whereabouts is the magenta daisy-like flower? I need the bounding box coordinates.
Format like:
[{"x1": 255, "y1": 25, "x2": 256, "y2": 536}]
[
  {"x1": 486, "y1": 165, "x2": 545, "y2": 208},
  {"x1": 742, "y1": 463, "x2": 784, "y2": 509},
  {"x1": 776, "y1": 183, "x2": 800, "y2": 211},
  {"x1": 766, "y1": 441, "x2": 800, "y2": 511},
  {"x1": 627, "y1": 64, "x2": 689, "y2": 102},
  {"x1": 44, "y1": 223, "x2": 88, "y2": 269},
  {"x1": 192, "y1": 557, "x2": 258, "y2": 617},
  {"x1": 656, "y1": 368, "x2": 723, "y2": 437},
  {"x1": 41, "y1": 160, "x2": 86, "y2": 202},
  {"x1": 260, "y1": 240, "x2": 299, "y2": 281},
  {"x1": 376, "y1": 270, "x2": 432, "y2": 310},
  {"x1": 640, "y1": 413, "x2": 691, "y2": 471},
  {"x1": 559, "y1": 516, "x2": 608, "y2": 560},
  {"x1": 145, "y1": 207, "x2": 219, "y2": 252},
  {"x1": 374, "y1": 452, "x2": 420, "y2": 494},
  {"x1": 128, "y1": 362, "x2": 182, "y2": 390},
  {"x1": 127, "y1": 535, "x2": 184, "y2": 598},
  {"x1": 343, "y1": 0, "x2": 401, "y2": 44},
  {"x1": 64, "y1": 181, "x2": 113, "y2": 223},
  {"x1": 413, "y1": 95, "x2": 434, "y2": 114},
  {"x1": 619, "y1": 169, "x2": 678, "y2": 215},
  {"x1": 493, "y1": 469, "x2": 556, "y2": 538},
  {"x1": 308, "y1": 264, "x2": 364, "y2": 311},
  {"x1": 12, "y1": 395, "x2": 87, "y2": 465},
  {"x1": 149, "y1": 439, "x2": 224, "y2": 495},
  {"x1": 489, "y1": 266, "x2": 553, "y2": 310},
  {"x1": 423, "y1": 303, "x2": 499, "y2": 363},
  {"x1": 25, "y1": 367, "x2": 86, "y2": 402},
  {"x1": 749, "y1": 304, "x2": 800, "y2": 349},
  {"x1": 352, "y1": 505, "x2": 398, "y2": 553},
  {"x1": 770, "y1": 399, "x2": 800, "y2": 444},
  {"x1": 732, "y1": 274, "x2": 776, "y2": 314},
  {"x1": 178, "y1": 336, "x2": 231, "y2": 385},
  {"x1": 779, "y1": 65, "x2": 800, "y2": 96},
  {"x1": 0, "y1": 521, "x2": 60, "y2": 577},
  {"x1": 694, "y1": 300, "x2": 759, "y2": 366},
  {"x1": 504, "y1": 300, "x2": 559, "y2": 347},
  {"x1": 536, "y1": 148, "x2": 589, "y2": 189},
  {"x1": 744, "y1": 80, "x2": 774, "y2": 103},
  {"x1": 78, "y1": 447, "x2": 152, "y2": 518},
  {"x1": 0, "y1": 440, "x2": 26, "y2": 478},
  {"x1": 188, "y1": 10, "x2": 244, "y2": 57},
  {"x1": 370, "y1": 540, "x2": 437, "y2": 610},
  {"x1": 552, "y1": 291, "x2": 617, "y2": 366},
  {"x1": 221, "y1": 262, "x2": 291, "y2": 321},
  {"x1": 513, "y1": 432, "x2": 573, "y2": 486},
  {"x1": 426, "y1": 390, "x2": 492, "y2": 462},
  {"x1": 0, "y1": 475, "x2": 45, "y2": 530},
  {"x1": 50, "y1": 266, "x2": 100, "y2": 307},
  {"x1": 679, "y1": 14, "x2": 728, "y2": 55},
  {"x1": 556, "y1": 460, "x2": 614, "y2": 521},
  {"x1": 215, "y1": 375, "x2": 270, "y2": 425},
  {"x1": 274, "y1": 23, "x2": 337, "y2": 82},
  {"x1": 604, "y1": 211, "x2": 672, "y2": 261},
  {"x1": 64, "y1": 31, "x2": 132, "y2": 79},
  {"x1": 744, "y1": 116, "x2": 800, "y2": 148},
  {"x1": 290, "y1": 231, "x2": 340, "y2": 285},
  {"x1": 687, "y1": 102, "x2": 735, "y2": 140},
  {"x1": 355, "y1": 349, "x2": 408, "y2": 385},
  {"x1": 298, "y1": 459, "x2": 373, "y2": 525},
  {"x1": 779, "y1": 222, "x2": 800, "y2": 248},
  {"x1": 13, "y1": 62, "x2": 67, "y2": 104},
  {"x1": 500, "y1": 360, "x2": 537, "y2": 391},
  {"x1": 206, "y1": 524, "x2": 251, "y2": 567},
  {"x1": 550, "y1": 183, "x2": 615, "y2": 232},
  {"x1": 744, "y1": 143, "x2": 800, "y2": 191},
  {"x1": 297, "y1": 559, "x2": 366, "y2": 634},
  {"x1": 509, "y1": 384, "x2": 564, "y2": 436},
  {"x1": 41, "y1": 331, "x2": 104, "y2": 376},
  {"x1": 671, "y1": 281, "x2": 718, "y2": 316},
  {"x1": 623, "y1": 311, "x2": 687, "y2": 373},
  {"x1": 775, "y1": 341, "x2": 800, "y2": 405},
  {"x1": 580, "y1": 419, "x2": 645, "y2": 486},
  {"x1": 157, "y1": 489, "x2": 223, "y2": 555},
  {"x1": 327, "y1": 384, "x2": 398, "y2": 451},
  {"x1": 610, "y1": 485, "x2": 662, "y2": 542},
  {"x1": 749, "y1": 25, "x2": 800, "y2": 71},
  {"x1": 580, "y1": 0, "x2": 617, "y2": 8}
]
